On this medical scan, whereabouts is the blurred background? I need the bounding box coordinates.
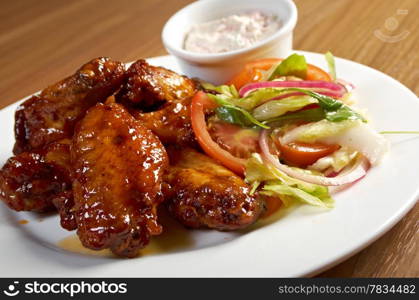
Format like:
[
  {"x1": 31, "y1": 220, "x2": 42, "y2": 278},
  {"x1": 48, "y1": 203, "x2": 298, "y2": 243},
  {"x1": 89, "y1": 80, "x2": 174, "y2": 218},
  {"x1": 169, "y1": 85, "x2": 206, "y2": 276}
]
[{"x1": 0, "y1": 0, "x2": 417, "y2": 277}]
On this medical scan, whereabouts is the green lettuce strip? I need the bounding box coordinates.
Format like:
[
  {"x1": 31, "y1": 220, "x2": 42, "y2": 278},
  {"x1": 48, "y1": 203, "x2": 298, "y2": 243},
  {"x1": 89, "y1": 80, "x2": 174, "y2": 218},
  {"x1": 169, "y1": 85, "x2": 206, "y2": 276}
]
[{"x1": 246, "y1": 154, "x2": 334, "y2": 208}]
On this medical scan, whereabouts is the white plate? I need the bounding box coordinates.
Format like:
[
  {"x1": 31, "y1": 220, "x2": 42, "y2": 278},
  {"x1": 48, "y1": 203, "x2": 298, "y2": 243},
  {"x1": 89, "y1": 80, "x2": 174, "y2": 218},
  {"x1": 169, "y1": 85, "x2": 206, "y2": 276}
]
[{"x1": 0, "y1": 51, "x2": 418, "y2": 277}]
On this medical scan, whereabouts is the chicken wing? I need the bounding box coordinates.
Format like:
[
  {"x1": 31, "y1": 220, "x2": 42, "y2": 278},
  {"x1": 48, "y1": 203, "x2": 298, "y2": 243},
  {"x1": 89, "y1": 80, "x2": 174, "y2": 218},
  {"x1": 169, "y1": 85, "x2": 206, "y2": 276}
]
[
  {"x1": 117, "y1": 59, "x2": 197, "y2": 107},
  {"x1": 129, "y1": 97, "x2": 196, "y2": 147},
  {"x1": 116, "y1": 60, "x2": 198, "y2": 147},
  {"x1": 71, "y1": 102, "x2": 168, "y2": 257},
  {"x1": 0, "y1": 139, "x2": 72, "y2": 213},
  {"x1": 14, "y1": 57, "x2": 126, "y2": 154},
  {"x1": 52, "y1": 190, "x2": 76, "y2": 231},
  {"x1": 164, "y1": 147, "x2": 263, "y2": 231}
]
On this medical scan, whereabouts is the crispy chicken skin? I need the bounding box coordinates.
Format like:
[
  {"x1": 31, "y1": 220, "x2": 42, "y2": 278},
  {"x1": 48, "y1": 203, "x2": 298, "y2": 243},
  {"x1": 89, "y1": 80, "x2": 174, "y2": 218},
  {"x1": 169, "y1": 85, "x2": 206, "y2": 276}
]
[
  {"x1": 117, "y1": 59, "x2": 196, "y2": 107},
  {"x1": 52, "y1": 190, "x2": 76, "y2": 231},
  {"x1": 164, "y1": 147, "x2": 263, "y2": 231},
  {"x1": 71, "y1": 102, "x2": 168, "y2": 257},
  {"x1": 14, "y1": 57, "x2": 126, "y2": 154},
  {"x1": 129, "y1": 97, "x2": 196, "y2": 146},
  {"x1": 0, "y1": 139, "x2": 72, "y2": 213},
  {"x1": 116, "y1": 60, "x2": 198, "y2": 147}
]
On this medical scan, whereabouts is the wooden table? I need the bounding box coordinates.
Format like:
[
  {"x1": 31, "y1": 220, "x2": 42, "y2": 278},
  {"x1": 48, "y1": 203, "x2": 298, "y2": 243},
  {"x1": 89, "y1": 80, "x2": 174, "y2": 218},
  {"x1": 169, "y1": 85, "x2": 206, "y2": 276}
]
[{"x1": 0, "y1": 0, "x2": 417, "y2": 277}]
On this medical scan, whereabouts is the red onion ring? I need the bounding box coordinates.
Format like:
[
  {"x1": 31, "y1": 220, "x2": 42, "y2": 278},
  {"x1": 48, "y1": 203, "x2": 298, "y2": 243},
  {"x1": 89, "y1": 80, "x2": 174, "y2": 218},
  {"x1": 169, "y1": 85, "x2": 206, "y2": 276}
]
[
  {"x1": 329, "y1": 180, "x2": 359, "y2": 195},
  {"x1": 239, "y1": 80, "x2": 346, "y2": 98},
  {"x1": 336, "y1": 78, "x2": 355, "y2": 93},
  {"x1": 259, "y1": 129, "x2": 370, "y2": 186}
]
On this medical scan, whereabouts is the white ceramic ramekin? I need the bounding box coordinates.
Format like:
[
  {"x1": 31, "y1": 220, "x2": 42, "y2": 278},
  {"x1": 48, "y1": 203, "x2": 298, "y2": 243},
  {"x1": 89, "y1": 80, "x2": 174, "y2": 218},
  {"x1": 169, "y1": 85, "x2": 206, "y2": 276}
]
[{"x1": 162, "y1": 0, "x2": 297, "y2": 84}]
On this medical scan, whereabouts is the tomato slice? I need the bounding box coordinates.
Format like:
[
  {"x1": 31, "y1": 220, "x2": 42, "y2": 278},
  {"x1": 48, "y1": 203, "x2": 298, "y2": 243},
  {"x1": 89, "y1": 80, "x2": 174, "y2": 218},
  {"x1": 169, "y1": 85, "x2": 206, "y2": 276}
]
[
  {"x1": 275, "y1": 140, "x2": 340, "y2": 167},
  {"x1": 191, "y1": 91, "x2": 246, "y2": 175},
  {"x1": 208, "y1": 121, "x2": 259, "y2": 159},
  {"x1": 306, "y1": 64, "x2": 332, "y2": 82},
  {"x1": 227, "y1": 58, "x2": 332, "y2": 89},
  {"x1": 226, "y1": 58, "x2": 281, "y2": 89}
]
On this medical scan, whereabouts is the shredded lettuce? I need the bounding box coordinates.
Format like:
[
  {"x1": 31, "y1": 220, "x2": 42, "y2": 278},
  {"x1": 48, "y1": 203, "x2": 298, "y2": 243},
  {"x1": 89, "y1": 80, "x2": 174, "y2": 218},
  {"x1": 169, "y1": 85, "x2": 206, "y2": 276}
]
[
  {"x1": 282, "y1": 88, "x2": 366, "y2": 122},
  {"x1": 264, "y1": 108, "x2": 325, "y2": 125},
  {"x1": 263, "y1": 184, "x2": 333, "y2": 208},
  {"x1": 308, "y1": 147, "x2": 358, "y2": 173},
  {"x1": 201, "y1": 82, "x2": 239, "y2": 98},
  {"x1": 283, "y1": 119, "x2": 360, "y2": 144},
  {"x1": 243, "y1": 87, "x2": 365, "y2": 123},
  {"x1": 268, "y1": 54, "x2": 308, "y2": 80},
  {"x1": 204, "y1": 86, "x2": 364, "y2": 130},
  {"x1": 252, "y1": 96, "x2": 318, "y2": 121},
  {"x1": 325, "y1": 51, "x2": 336, "y2": 81},
  {"x1": 214, "y1": 105, "x2": 269, "y2": 129},
  {"x1": 202, "y1": 82, "x2": 269, "y2": 128},
  {"x1": 235, "y1": 88, "x2": 284, "y2": 110},
  {"x1": 207, "y1": 92, "x2": 269, "y2": 129},
  {"x1": 203, "y1": 77, "x2": 365, "y2": 123},
  {"x1": 246, "y1": 154, "x2": 333, "y2": 208},
  {"x1": 200, "y1": 52, "x2": 363, "y2": 133}
]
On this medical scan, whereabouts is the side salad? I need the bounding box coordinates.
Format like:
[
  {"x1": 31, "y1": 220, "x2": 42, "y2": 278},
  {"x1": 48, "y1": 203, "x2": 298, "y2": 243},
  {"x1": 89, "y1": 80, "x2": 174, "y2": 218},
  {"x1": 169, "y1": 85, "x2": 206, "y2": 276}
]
[{"x1": 190, "y1": 53, "x2": 389, "y2": 212}]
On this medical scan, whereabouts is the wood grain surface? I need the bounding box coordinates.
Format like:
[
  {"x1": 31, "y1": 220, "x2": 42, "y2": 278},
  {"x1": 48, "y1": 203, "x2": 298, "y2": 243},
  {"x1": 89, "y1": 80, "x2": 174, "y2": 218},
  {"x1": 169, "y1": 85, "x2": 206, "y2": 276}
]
[{"x1": 0, "y1": 0, "x2": 417, "y2": 277}]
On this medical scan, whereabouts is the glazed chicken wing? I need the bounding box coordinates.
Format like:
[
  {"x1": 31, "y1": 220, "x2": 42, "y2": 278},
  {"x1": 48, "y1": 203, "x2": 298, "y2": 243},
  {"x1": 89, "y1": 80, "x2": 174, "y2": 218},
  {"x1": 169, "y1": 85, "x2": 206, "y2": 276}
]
[
  {"x1": 14, "y1": 57, "x2": 125, "y2": 154},
  {"x1": 71, "y1": 102, "x2": 168, "y2": 257},
  {"x1": 2, "y1": 57, "x2": 125, "y2": 225},
  {"x1": 0, "y1": 139, "x2": 72, "y2": 213},
  {"x1": 117, "y1": 59, "x2": 196, "y2": 107},
  {"x1": 52, "y1": 190, "x2": 76, "y2": 231},
  {"x1": 129, "y1": 97, "x2": 196, "y2": 147},
  {"x1": 164, "y1": 147, "x2": 263, "y2": 231},
  {"x1": 116, "y1": 59, "x2": 198, "y2": 147}
]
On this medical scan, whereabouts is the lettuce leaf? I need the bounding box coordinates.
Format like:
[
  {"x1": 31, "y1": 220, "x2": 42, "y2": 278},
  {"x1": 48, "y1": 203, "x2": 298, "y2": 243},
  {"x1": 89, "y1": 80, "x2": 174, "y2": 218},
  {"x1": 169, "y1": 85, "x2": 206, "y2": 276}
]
[
  {"x1": 231, "y1": 88, "x2": 284, "y2": 110},
  {"x1": 201, "y1": 77, "x2": 364, "y2": 132},
  {"x1": 308, "y1": 146, "x2": 358, "y2": 173},
  {"x1": 202, "y1": 82, "x2": 270, "y2": 128},
  {"x1": 325, "y1": 51, "x2": 336, "y2": 81},
  {"x1": 283, "y1": 119, "x2": 360, "y2": 144},
  {"x1": 242, "y1": 87, "x2": 365, "y2": 122},
  {"x1": 264, "y1": 108, "x2": 326, "y2": 125},
  {"x1": 263, "y1": 184, "x2": 333, "y2": 208},
  {"x1": 214, "y1": 106, "x2": 269, "y2": 129},
  {"x1": 252, "y1": 96, "x2": 317, "y2": 121},
  {"x1": 245, "y1": 154, "x2": 333, "y2": 208},
  {"x1": 201, "y1": 82, "x2": 239, "y2": 98},
  {"x1": 268, "y1": 54, "x2": 308, "y2": 80},
  {"x1": 281, "y1": 88, "x2": 366, "y2": 122},
  {"x1": 207, "y1": 91, "x2": 269, "y2": 129},
  {"x1": 202, "y1": 88, "x2": 287, "y2": 112},
  {"x1": 245, "y1": 87, "x2": 365, "y2": 123}
]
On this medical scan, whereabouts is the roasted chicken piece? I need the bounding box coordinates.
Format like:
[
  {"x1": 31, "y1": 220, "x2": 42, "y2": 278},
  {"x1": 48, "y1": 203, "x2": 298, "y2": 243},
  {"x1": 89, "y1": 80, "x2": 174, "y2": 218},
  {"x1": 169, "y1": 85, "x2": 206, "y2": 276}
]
[
  {"x1": 52, "y1": 190, "x2": 76, "y2": 231},
  {"x1": 129, "y1": 97, "x2": 196, "y2": 147},
  {"x1": 14, "y1": 57, "x2": 126, "y2": 154},
  {"x1": 117, "y1": 59, "x2": 197, "y2": 107},
  {"x1": 71, "y1": 102, "x2": 168, "y2": 257},
  {"x1": 0, "y1": 139, "x2": 72, "y2": 213},
  {"x1": 164, "y1": 147, "x2": 263, "y2": 231},
  {"x1": 116, "y1": 59, "x2": 198, "y2": 147}
]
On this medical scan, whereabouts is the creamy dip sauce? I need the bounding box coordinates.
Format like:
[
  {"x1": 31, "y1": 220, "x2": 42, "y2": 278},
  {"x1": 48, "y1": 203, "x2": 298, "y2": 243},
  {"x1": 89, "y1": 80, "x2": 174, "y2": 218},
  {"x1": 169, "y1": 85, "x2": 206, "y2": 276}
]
[{"x1": 184, "y1": 11, "x2": 282, "y2": 54}]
